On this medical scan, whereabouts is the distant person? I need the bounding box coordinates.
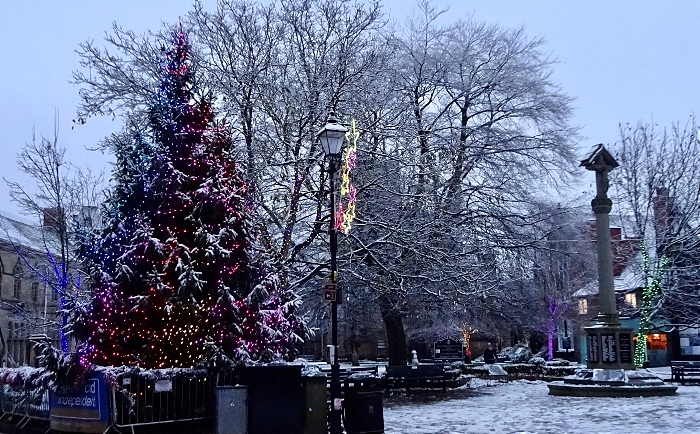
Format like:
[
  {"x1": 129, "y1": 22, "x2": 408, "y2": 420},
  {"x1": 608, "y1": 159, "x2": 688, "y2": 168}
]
[{"x1": 483, "y1": 342, "x2": 497, "y2": 364}]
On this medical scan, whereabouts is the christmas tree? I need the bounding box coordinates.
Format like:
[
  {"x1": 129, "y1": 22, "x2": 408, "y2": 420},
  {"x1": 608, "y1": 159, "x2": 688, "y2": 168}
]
[{"x1": 77, "y1": 27, "x2": 303, "y2": 369}]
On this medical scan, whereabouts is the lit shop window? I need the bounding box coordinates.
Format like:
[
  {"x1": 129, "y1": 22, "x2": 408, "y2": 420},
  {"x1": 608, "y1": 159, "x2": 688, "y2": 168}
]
[
  {"x1": 647, "y1": 333, "x2": 667, "y2": 351},
  {"x1": 625, "y1": 292, "x2": 637, "y2": 308}
]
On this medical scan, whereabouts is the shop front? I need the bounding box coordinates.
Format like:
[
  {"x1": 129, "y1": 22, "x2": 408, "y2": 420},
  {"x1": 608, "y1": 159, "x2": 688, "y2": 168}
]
[{"x1": 644, "y1": 332, "x2": 669, "y2": 367}]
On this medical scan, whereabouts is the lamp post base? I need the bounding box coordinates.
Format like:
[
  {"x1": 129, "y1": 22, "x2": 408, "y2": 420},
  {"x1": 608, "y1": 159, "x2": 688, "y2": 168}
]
[{"x1": 329, "y1": 360, "x2": 343, "y2": 434}]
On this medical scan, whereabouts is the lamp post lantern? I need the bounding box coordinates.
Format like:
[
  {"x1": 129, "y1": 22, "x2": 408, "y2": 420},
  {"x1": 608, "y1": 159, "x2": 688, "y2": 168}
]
[{"x1": 317, "y1": 112, "x2": 347, "y2": 434}]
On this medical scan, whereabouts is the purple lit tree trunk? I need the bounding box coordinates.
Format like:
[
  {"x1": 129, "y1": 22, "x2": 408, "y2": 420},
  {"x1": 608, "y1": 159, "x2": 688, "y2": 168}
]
[
  {"x1": 545, "y1": 297, "x2": 566, "y2": 361},
  {"x1": 11, "y1": 248, "x2": 82, "y2": 355}
]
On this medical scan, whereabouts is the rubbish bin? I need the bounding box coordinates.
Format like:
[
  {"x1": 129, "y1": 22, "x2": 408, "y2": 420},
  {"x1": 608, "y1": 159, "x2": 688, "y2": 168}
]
[
  {"x1": 240, "y1": 365, "x2": 303, "y2": 434},
  {"x1": 216, "y1": 386, "x2": 247, "y2": 434},
  {"x1": 303, "y1": 374, "x2": 328, "y2": 434},
  {"x1": 343, "y1": 375, "x2": 384, "y2": 434}
]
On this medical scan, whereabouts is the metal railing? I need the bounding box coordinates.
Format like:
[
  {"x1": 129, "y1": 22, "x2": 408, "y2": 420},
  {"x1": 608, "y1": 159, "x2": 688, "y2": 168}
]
[
  {"x1": 0, "y1": 367, "x2": 222, "y2": 432},
  {"x1": 111, "y1": 371, "x2": 214, "y2": 428},
  {"x1": 0, "y1": 384, "x2": 50, "y2": 429}
]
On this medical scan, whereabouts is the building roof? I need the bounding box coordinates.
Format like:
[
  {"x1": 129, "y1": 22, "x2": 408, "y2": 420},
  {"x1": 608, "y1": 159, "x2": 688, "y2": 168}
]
[
  {"x1": 613, "y1": 251, "x2": 644, "y2": 291},
  {"x1": 0, "y1": 212, "x2": 52, "y2": 254},
  {"x1": 573, "y1": 280, "x2": 598, "y2": 298},
  {"x1": 573, "y1": 214, "x2": 643, "y2": 299},
  {"x1": 573, "y1": 251, "x2": 645, "y2": 298}
]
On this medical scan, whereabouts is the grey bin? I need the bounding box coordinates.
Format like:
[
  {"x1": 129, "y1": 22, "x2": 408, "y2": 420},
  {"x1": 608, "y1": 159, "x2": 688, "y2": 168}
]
[
  {"x1": 303, "y1": 375, "x2": 328, "y2": 434},
  {"x1": 343, "y1": 376, "x2": 384, "y2": 434},
  {"x1": 216, "y1": 386, "x2": 247, "y2": 434},
  {"x1": 240, "y1": 365, "x2": 304, "y2": 434}
]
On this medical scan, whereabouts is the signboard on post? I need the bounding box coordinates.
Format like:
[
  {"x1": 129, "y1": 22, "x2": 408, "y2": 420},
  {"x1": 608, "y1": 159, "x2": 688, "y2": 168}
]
[
  {"x1": 50, "y1": 373, "x2": 110, "y2": 433},
  {"x1": 324, "y1": 283, "x2": 337, "y2": 302},
  {"x1": 434, "y1": 336, "x2": 464, "y2": 361}
]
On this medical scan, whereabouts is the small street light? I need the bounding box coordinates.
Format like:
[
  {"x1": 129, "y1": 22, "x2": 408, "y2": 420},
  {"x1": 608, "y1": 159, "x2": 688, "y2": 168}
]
[{"x1": 317, "y1": 111, "x2": 347, "y2": 434}]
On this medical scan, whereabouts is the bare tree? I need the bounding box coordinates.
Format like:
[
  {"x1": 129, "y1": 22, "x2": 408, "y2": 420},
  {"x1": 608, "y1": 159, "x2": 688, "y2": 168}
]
[
  {"x1": 612, "y1": 117, "x2": 700, "y2": 333},
  {"x1": 3, "y1": 112, "x2": 104, "y2": 352},
  {"x1": 70, "y1": 0, "x2": 579, "y2": 364},
  {"x1": 336, "y1": 1, "x2": 579, "y2": 364},
  {"x1": 522, "y1": 205, "x2": 597, "y2": 359},
  {"x1": 73, "y1": 0, "x2": 386, "y2": 277}
]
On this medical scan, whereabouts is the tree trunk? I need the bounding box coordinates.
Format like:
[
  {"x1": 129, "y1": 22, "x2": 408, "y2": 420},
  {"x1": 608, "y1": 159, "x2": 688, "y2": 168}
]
[{"x1": 379, "y1": 296, "x2": 408, "y2": 366}]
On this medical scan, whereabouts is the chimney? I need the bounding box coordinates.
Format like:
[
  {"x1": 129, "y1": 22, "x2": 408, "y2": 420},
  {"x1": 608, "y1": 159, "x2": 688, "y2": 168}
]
[
  {"x1": 610, "y1": 227, "x2": 622, "y2": 241},
  {"x1": 42, "y1": 207, "x2": 65, "y2": 232},
  {"x1": 652, "y1": 187, "x2": 672, "y2": 244}
]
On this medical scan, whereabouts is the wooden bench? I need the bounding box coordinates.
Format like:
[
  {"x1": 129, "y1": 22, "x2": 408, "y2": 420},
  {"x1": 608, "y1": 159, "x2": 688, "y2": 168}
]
[
  {"x1": 384, "y1": 363, "x2": 448, "y2": 390},
  {"x1": 669, "y1": 361, "x2": 700, "y2": 384}
]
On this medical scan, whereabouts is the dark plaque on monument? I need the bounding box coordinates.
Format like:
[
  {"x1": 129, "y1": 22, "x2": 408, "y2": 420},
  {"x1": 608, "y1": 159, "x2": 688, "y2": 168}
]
[
  {"x1": 619, "y1": 333, "x2": 632, "y2": 364},
  {"x1": 601, "y1": 333, "x2": 617, "y2": 364},
  {"x1": 434, "y1": 337, "x2": 464, "y2": 360},
  {"x1": 588, "y1": 334, "x2": 599, "y2": 362}
]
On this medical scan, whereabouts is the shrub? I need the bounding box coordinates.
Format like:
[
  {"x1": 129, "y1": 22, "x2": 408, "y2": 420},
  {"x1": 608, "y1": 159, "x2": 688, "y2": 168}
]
[
  {"x1": 543, "y1": 365, "x2": 577, "y2": 377},
  {"x1": 530, "y1": 357, "x2": 546, "y2": 368},
  {"x1": 499, "y1": 344, "x2": 533, "y2": 363},
  {"x1": 546, "y1": 358, "x2": 570, "y2": 366}
]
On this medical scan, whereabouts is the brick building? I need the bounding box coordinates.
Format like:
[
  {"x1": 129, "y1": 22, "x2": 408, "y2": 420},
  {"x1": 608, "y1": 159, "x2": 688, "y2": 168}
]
[{"x1": 567, "y1": 222, "x2": 675, "y2": 367}]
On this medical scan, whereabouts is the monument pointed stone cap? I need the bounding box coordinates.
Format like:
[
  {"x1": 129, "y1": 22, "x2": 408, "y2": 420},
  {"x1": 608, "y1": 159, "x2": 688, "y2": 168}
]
[{"x1": 580, "y1": 143, "x2": 619, "y2": 171}]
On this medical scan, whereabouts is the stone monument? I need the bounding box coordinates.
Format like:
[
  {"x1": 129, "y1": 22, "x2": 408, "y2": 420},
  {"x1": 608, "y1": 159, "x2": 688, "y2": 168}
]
[
  {"x1": 580, "y1": 144, "x2": 635, "y2": 371},
  {"x1": 547, "y1": 144, "x2": 676, "y2": 397}
]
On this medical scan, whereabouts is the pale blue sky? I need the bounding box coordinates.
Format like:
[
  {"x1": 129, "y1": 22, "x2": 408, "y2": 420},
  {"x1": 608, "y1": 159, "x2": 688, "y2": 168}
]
[{"x1": 2, "y1": 1, "x2": 699, "y2": 217}]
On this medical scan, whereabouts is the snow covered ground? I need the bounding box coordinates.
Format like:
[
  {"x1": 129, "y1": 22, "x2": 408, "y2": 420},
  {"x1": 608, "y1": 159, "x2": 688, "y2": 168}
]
[{"x1": 383, "y1": 375, "x2": 699, "y2": 434}]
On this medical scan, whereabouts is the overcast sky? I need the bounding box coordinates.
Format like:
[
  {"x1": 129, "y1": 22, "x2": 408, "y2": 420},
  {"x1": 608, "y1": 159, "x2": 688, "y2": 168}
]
[{"x1": 2, "y1": 0, "x2": 699, "y2": 219}]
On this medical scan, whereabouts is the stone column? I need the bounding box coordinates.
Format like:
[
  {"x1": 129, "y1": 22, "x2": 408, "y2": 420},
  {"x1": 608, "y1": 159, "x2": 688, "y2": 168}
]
[
  {"x1": 581, "y1": 145, "x2": 634, "y2": 371},
  {"x1": 591, "y1": 170, "x2": 620, "y2": 327}
]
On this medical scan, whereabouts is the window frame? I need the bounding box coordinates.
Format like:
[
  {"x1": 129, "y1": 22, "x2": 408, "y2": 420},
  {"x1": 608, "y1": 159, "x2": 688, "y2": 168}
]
[
  {"x1": 13, "y1": 277, "x2": 22, "y2": 299},
  {"x1": 31, "y1": 282, "x2": 39, "y2": 303},
  {"x1": 578, "y1": 298, "x2": 588, "y2": 315}
]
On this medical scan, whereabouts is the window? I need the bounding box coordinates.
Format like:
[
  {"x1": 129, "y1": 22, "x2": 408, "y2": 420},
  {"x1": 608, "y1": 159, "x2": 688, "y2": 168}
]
[
  {"x1": 625, "y1": 292, "x2": 637, "y2": 308},
  {"x1": 12, "y1": 262, "x2": 23, "y2": 299},
  {"x1": 13, "y1": 277, "x2": 22, "y2": 299},
  {"x1": 31, "y1": 282, "x2": 39, "y2": 303},
  {"x1": 7, "y1": 321, "x2": 28, "y2": 366},
  {"x1": 578, "y1": 299, "x2": 588, "y2": 315},
  {"x1": 679, "y1": 328, "x2": 700, "y2": 355},
  {"x1": 647, "y1": 333, "x2": 667, "y2": 351}
]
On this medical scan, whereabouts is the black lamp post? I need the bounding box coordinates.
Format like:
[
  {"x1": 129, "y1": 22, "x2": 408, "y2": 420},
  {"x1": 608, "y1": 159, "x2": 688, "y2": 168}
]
[{"x1": 317, "y1": 112, "x2": 347, "y2": 434}]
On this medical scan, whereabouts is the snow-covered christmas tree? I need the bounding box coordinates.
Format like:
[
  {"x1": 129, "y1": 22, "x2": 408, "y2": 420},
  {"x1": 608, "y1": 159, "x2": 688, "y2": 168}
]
[{"x1": 77, "y1": 27, "x2": 303, "y2": 369}]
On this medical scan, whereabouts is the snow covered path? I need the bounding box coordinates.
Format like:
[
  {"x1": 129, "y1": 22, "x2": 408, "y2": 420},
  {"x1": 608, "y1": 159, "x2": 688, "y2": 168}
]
[{"x1": 383, "y1": 380, "x2": 700, "y2": 434}]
